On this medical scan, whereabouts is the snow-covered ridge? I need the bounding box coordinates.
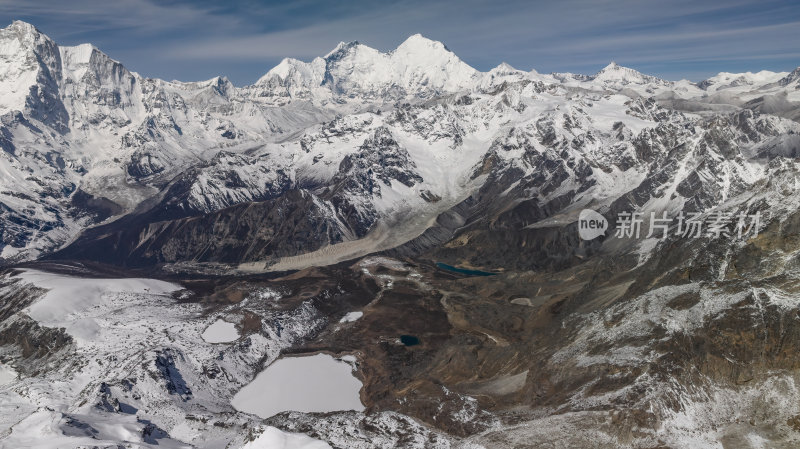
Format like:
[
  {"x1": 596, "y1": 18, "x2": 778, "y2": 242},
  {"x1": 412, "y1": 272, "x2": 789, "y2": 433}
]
[
  {"x1": 592, "y1": 61, "x2": 668, "y2": 85},
  {"x1": 1, "y1": 20, "x2": 796, "y2": 103},
  {"x1": 0, "y1": 19, "x2": 796, "y2": 112},
  {"x1": 252, "y1": 33, "x2": 479, "y2": 101},
  {"x1": 697, "y1": 69, "x2": 790, "y2": 93}
]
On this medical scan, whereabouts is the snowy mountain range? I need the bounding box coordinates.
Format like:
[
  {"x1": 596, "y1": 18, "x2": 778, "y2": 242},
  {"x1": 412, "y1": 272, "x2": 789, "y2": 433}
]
[
  {"x1": 1, "y1": 19, "x2": 798, "y2": 268},
  {"x1": 2, "y1": 19, "x2": 800, "y2": 449}
]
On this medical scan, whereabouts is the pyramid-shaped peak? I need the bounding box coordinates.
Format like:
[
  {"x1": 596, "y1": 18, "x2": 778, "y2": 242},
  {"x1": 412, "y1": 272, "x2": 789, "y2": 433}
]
[
  {"x1": 399, "y1": 33, "x2": 442, "y2": 46},
  {"x1": 395, "y1": 34, "x2": 452, "y2": 54},
  {"x1": 255, "y1": 56, "x2": 325, "y2": 86},
  {"x1": 0, "y1": 20, "x2": 61, "y2": 74},
  {"x1": 494, "y1": 62, "x2": 518, "y2": 72},
  {"x1": 487, "y1": 62, "x2": 524, "y2": 77},
  {"x1": 597, "y1": 61, "x2": 636, "y2": 75},
  {"x1": 264, "y1": 57, "x2": 307, "y2": 79},
  {"x1": 2, "y1": 20, "x2": 52, "y2": 43},
  {"x1": 592, "y1": 61, "x2": 666, "y2": 85},
  {"x1": 779, "y1": 66, "x2": 800, "y2": 86}
]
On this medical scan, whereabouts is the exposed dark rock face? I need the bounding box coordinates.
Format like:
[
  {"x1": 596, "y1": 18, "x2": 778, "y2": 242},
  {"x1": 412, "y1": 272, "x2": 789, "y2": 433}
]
[
  {"x1": 69, "y1": 189, "x2": 123, "y2": 222},
  {"x1": 334, "y1": 127, "x2": 423, "y2": 195},
  {"x1": 0, "y1": 274, "x2": 74, "y2": 374},
  {"x1": 154, "y1": 349, "x2": 192, "y2": 400},
  {"x1": 51, "y1": 189, "x2": 359, "y2": 267},
  {"x1": 157, "y1": 151, "x2": 294, "y2": 215},
  {"x1": 127, "y1": 151, "x2": 166, "y2": 178},
  {"x1": 316, "y1": 126, "x2": 425, "y2": 236}
]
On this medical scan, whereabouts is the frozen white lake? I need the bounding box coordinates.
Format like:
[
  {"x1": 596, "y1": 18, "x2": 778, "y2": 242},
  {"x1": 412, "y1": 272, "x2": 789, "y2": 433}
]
[
  {"x1": 202, "y1": 318, "x2": 239, "y2": 343},
  {"x1": 231, "y1": 353, "x2": 364, "y2": 418}
]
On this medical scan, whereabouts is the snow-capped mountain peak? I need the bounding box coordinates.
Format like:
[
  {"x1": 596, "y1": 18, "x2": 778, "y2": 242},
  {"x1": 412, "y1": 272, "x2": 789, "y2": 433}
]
[
  {"x1": 494, "y1": 62, "x2": 518, "y2": 73},
  {"x1": 697, "y1": 70, "x2": 789, "y2": 92},
  {"x1": 0, "y1": 21, "x2": 59, "y2": 81},
  {"x1": 389, "y1": 33, "x2": 478, "y2": 91},
  {"x1": 250, "y1": 34, "x2": 479, "y2": 102},
  {"x1": 0, "y1": 21, "x2": 59, "y2": 68},
  {"x1": 321, "y1": 34, "x2": 478, "y2": 99},
  {"x1": 0, "y1": 20, "x2": 65, "y2": 128},
  {"x1": 324, "y1": 40, "x2": 361, "y2": 60},
  {"x1": 6, "y1": 19, "x2": 45, "y2": 41},
  {"x1": 250, "y1": 56, "x2": 326, "y2": 102},
  {"x1": 778, "y1": 67, "x2": 800, "y2": 87},
  {"x1": 393, "y1": 33, "x2": 450, "y2": 56},
  {"x1": 592, "y1": 61, "x2": 665, "y2": 85},
  {"x1": 602, "y1": 61, "x2": 620, "y2": 70},
  {"x1": 479, "y1": 62, "x2": 531, "y2": 89},
  {"x1": 61, "y1": 42, "x2": 104, "y2": 65},
  {"x1": 59, "y1": 43, "x2": 129, "y2": 83},
  {"x1": 259, "y1": 57, "x2": 319, "y2": 82}
]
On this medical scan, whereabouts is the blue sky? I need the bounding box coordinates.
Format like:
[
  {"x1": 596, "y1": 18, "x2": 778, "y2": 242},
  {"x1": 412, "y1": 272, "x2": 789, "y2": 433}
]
[{"x1": 1, "y1": 0, "x2": 798, "y2": 85}]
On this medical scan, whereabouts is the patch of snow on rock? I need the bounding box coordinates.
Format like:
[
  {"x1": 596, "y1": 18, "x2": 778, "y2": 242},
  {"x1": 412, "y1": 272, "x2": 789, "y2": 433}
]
[{"x1": 339, "y1": 311, "x2": 363, "y2": 323}]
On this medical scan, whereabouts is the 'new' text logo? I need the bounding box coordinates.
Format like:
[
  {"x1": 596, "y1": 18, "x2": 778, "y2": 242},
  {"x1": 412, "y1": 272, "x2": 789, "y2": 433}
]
[{"x1": 578, "y1": 209, "x2": 608, "y2": 240}]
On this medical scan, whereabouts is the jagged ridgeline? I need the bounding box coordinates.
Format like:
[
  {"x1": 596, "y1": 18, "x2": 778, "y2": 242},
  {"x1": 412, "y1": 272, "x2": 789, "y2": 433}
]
[{"x1": 0, "y1": 20, "x2": 798, "y2": 271}]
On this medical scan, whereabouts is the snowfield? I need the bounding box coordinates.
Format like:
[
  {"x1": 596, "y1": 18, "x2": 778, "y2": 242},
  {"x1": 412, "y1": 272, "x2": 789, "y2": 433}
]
[
  {"x1": 239, "y1": 426, "x2": 332, "y2": 449},
  {"x1": 18, "y1": 269, "x2": 182, "y2": 345},
  {"x1": 0, "y1": 364, "x2": 16, "y2": 386},
  {"x1": 0, "y1": 269, "x2": 332, "y2": 448},
  {"x1": 339, "y1": 311, "x2": 364, "y2": 323}
]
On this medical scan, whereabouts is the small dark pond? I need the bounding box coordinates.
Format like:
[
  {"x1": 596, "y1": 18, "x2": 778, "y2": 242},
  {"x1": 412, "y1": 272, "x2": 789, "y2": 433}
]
[{"x1": 400, "y1": 335, "x2": 420, "y2": 346}]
